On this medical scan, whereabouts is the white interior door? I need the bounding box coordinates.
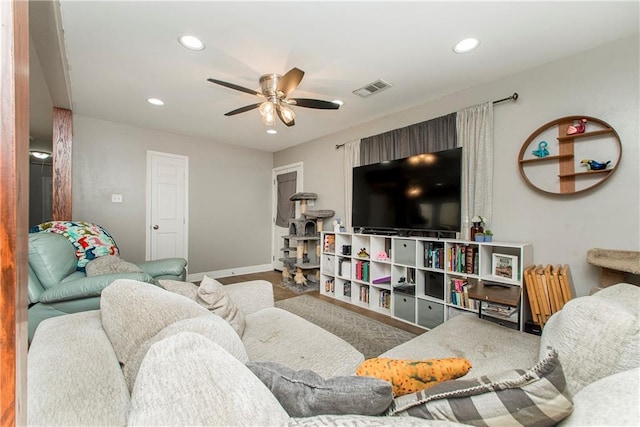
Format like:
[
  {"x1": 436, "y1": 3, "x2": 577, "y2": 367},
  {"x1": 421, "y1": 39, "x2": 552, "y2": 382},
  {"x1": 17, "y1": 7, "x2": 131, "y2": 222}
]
[
  {"x1": 272, "y1": 162, "x2": 303, "y2": 271},
  {"x1": 146, "y1": 151, "x2": 189, "y2": 262}
]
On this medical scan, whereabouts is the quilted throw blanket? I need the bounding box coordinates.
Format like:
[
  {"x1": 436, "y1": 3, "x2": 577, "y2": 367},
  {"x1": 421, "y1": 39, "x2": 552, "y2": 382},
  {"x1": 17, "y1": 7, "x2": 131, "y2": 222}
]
[{"x1": 30, "y1": 221, "x2": 119, "y2": 271}]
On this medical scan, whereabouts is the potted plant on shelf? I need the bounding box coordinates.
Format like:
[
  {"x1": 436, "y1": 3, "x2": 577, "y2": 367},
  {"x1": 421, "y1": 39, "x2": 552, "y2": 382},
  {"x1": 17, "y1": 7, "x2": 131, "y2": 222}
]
[
  {"x1": 483, "y1": 230, "x2": 493, "y2": 242},
  {"x1": 474, "y1": 232, "x2": 485, "y2": 242}
]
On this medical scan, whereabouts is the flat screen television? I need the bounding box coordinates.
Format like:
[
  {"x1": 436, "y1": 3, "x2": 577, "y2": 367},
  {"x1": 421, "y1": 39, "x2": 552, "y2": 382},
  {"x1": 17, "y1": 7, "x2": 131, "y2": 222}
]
[{"x1": 352, "y1": 147, "x2": 462, "y2": 233}]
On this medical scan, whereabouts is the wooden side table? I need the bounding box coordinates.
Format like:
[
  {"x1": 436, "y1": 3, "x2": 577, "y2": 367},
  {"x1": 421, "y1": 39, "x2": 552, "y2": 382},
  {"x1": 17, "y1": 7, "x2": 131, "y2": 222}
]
[{"x1": 467, "y1": 282, "x2": 522, "y2": 330}]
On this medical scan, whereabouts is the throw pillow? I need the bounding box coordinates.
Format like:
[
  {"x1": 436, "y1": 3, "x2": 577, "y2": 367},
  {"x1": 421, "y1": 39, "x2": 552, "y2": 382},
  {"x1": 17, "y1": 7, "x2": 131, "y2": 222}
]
[
  {"x1": 197, "y1": 275, "x2": 246, "y2": 337},
  {"x1": 247, "y1": 361, "x2": 393, "y2": 417},
  {"x1": 128, "y1": 332, "x2": 289, "y2": 426},
  {"x1": 356, "y1": 357, "x2": 472, "y2": 396},
  {"x1": 386, "y1": 347, "x2": 573, "y2": 427},
  {"x1": 85, "y1": 255, "x2": 142, "y2": 276},
  {"x1": 100, "y1": 279, "x2": 211, "y2": 366},
  {"x1": 123, "y1": 315, "x2": 249, "y2": 392},
  {"x1": 157, "y1": 279, "x2": 199, "y2": 300}
]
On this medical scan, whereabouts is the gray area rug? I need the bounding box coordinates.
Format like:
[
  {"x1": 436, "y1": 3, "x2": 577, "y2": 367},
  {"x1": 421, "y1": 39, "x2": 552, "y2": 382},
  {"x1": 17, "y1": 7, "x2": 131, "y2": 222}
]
[{"x1": 275, "y1": 295, "x2": 418, "y2": 359}]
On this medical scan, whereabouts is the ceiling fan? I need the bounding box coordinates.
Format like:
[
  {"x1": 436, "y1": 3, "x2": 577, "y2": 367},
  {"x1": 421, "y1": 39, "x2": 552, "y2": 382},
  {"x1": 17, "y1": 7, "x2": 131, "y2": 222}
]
[{"x1": 207, "y1": 67, "x2": 341, "y2": 128}]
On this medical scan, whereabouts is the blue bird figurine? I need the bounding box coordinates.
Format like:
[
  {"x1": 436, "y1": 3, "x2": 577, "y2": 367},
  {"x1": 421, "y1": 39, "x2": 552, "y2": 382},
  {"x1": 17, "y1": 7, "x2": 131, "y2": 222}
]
[
  {"x1": 532, "y1": 141, "x2": 549, "y2": 158},
  {"x1": 580, "y1": 159, "x2": 611, "y2": 171}
]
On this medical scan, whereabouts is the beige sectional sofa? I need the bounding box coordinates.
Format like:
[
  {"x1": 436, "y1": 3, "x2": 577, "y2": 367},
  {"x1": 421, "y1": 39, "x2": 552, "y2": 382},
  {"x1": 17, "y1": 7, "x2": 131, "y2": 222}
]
[{"x1": 27, "y1": 279, "x2": 639, "y2": 426}]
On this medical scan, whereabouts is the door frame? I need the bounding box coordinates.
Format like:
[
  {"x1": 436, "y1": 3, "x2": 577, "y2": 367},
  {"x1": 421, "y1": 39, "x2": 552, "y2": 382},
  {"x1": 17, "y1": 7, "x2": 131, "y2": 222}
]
[
  {"x1": 145, "y1": 150, "x2": 189, "y2": 262},
  {"x1": 271, "y1": 162, "x2": 303, "y2": 271}
]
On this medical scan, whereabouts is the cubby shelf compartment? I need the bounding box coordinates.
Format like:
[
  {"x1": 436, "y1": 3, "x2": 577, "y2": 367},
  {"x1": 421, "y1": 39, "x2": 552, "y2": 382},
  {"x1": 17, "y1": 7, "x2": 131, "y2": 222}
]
[
  {"x1": 320, "y1": 232, "x2": 533, "y2": 332},
  {"x1": 518, "y1": 116, "x2": 621, "y2": 195}
]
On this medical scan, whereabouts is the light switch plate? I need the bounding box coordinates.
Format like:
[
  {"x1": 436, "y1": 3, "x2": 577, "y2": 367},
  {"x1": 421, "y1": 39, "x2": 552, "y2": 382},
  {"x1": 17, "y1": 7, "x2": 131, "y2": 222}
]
[{"x1": 111, "y1": 194, "x2": 123, "y2": 203}]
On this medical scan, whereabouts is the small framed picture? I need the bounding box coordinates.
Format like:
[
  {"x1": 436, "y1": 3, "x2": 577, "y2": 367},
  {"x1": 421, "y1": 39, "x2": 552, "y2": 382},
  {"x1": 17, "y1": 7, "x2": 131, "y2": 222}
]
[{"x1": 492, "y1": 253, "x2": 519, "y2": 281}]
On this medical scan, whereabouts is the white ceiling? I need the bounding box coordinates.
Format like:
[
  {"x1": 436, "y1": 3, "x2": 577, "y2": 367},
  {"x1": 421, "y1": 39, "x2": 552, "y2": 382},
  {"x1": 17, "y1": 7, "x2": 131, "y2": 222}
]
[{"x1": 41, "y1": 1, "x2": 639, "y2": 153}]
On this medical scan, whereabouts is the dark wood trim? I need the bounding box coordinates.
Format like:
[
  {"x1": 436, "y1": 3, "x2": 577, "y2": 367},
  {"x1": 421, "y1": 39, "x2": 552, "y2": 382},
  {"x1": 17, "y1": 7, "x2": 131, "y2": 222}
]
[
  {"x1": 52, "y1": 107, "x2": 72, "y2": 220},
  {"x1": 0, "y1": 0, "x2": 29, "y2": 424}
]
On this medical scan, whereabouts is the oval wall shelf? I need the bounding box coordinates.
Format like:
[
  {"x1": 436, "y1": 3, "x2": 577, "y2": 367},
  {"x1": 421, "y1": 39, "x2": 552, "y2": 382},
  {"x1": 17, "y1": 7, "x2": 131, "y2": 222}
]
[{"x1": 518, "y1": 115, "x2": 622, "y2": 195}]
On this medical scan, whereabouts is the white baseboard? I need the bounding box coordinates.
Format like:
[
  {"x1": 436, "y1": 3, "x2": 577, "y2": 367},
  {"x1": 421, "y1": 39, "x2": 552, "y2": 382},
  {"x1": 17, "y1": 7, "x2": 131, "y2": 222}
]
[{"x1": 186, "y1": 264, "x2": 274, "y2": 282}]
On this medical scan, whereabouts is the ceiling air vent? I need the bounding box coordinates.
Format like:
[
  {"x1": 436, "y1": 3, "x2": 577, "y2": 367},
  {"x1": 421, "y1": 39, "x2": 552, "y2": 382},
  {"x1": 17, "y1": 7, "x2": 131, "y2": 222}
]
[{"x1": 352, "y1": 79, "x2": 392, "y2": 98}]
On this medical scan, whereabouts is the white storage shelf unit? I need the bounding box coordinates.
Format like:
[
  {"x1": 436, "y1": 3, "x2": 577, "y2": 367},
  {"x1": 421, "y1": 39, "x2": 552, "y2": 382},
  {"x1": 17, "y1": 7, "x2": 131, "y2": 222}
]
[{"x1": 320, "y1": 232, "x2": 533, "y2": 331}]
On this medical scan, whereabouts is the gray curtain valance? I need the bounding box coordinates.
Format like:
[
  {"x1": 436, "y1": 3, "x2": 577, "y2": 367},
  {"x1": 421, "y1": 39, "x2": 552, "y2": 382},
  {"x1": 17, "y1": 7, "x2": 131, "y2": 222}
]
[{"x1": 359, "y1": 112, "x2": 457, "y2": 164}]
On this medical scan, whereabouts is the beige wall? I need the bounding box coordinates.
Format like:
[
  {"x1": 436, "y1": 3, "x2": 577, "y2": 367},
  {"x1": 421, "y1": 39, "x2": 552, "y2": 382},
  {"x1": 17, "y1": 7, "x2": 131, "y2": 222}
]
[
  {"x1": 274, "y1": 35, "x2": 640, "y2": 297},
  {"x1": 72, "y1": 116, "x2": 273, "y2": 274}
]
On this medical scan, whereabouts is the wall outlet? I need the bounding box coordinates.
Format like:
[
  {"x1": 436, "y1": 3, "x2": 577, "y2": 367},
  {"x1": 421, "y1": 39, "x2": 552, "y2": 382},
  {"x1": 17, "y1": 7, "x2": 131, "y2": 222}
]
[{"x1": 111, "y1": 194, "x2": 123, "y2": 203}]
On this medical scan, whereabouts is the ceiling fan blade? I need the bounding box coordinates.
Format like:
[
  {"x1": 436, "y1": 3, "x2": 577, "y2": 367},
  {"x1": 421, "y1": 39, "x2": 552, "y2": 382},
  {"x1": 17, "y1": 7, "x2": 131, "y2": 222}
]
[
  {"x1": 277, "y1": 68, "x2": 305, "y2": 97},
  {"x1": 289, "y1": 98, "x2": 341, "y2": 110},
  {"x1": 276, "y1": 104, "x2": 295, "y2": 127},
  {"x1": 207, "y1": 78, "x2": 262, "y2": 97},
  {"x1": 224, "y1": 103, "x2": 261, "y2": 116}
]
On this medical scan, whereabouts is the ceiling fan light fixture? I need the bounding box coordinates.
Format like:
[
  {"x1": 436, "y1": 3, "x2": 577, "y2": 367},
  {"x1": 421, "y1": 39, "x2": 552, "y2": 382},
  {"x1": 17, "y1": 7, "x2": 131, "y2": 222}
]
[
  {"x1": 280, "y1": 105, "x2": 296, "y2": 124},
  {"x1": 260, "y1": 101, "x2": 276, "y2": 126},
  {"x1": 178, "y1": 35, "x2": 205, "y2": 51}
]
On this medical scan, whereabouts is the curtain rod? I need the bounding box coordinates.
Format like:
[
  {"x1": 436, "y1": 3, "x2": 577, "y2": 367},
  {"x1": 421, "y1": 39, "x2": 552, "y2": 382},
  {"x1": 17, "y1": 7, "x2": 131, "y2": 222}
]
[{"x1": 335, "y1": 92, "x2": 519, "y2": 149}]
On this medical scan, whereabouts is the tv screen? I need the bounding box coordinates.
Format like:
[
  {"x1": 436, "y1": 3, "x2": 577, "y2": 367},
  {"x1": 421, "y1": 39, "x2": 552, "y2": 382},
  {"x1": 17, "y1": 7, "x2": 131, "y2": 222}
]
[{"x1": 352, "y1": 147, "x2": 462, "y2": 233}]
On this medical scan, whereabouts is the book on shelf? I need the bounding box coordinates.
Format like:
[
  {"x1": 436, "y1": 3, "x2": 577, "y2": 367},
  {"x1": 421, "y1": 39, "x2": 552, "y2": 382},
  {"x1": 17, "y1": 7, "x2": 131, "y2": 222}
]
[
  {"x1": 482, "y1": 302, "x2": 518, "y2": 319},
  {"x1": 449, "y1": 278, "x2": 479, "y2": 310},
  {"x1": 359, "y1": 285, "x2": 370, "y2": 303},
  {"x1": 424, "y1": 243, "x2": 445, "y2": 269},
  {"x1": 449, "y1": 244, "x2": 478, "y2": 275},
  {"x1": 379, "y1": 289, "x2": 391, "y2": 309},
  {"x1": 343, "y1": 281, "x2": 351, "y2": 297},
  {"x1": 324, "y1": 278, "x2": 335, "y2": 293},
  {"x1": 323, "y1": 234, "x2": 335, "y2": 253}
]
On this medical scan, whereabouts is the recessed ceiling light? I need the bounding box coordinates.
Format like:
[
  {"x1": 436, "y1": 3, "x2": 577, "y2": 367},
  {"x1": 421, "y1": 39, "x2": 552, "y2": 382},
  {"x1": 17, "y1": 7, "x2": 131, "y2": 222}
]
[
  {"x1": 453, "y1": 38, "x2": 480, "y2": 54},
  {"x1": 147, "y1": 98, "x2": 165, "y2": 106},
  {"x1": 266, "y1": 129, "x2": 277, "y2": 135},
  {"x1": 178, "y1": 35, "x2": 205, "y2": 51}
]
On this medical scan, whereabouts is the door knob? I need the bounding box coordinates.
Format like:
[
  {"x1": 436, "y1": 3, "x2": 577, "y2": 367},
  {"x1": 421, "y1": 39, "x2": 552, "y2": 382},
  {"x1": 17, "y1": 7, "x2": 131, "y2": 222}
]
[{"x1": 153, "y1": 225, "x2": 159, "y2": 230}]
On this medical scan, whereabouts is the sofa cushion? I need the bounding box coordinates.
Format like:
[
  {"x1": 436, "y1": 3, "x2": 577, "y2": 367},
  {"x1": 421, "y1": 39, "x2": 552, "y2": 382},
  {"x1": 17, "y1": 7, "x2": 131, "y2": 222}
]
[
  {"x1": 386, "y1": 348, "x2": 572, "y2": 426},
  {"x1": 100, "y1": 279, "x2": 211, "y2": 366},
  {"x1": 123, "y1": 315, "x2": 249, "y2": 391},
  {"x1": 540, "y1": 283, "x2": 640, "y2": 396},
  {"x1": 85, "y1": 255, "x2": 142, "y2": 276},
  {"x1": 286, "y1": 414, "x2": 464, "y2": 426},
  {"x1": 28, "y1": 311, "x2": 130, "y2": 427},
  {"x1": 380, "y1": 314, "x2": 540, "y2": 379},
  {"x1": 128, "y1": 331, "x2": 290, "y2": 426},
  {"x1": 356, "y1": 357, "x2": 472, "y2": 397},
  {"x1": 247, "y1": 361, "x2": 393, "y2": 417},
  {"x1": 158, "y1": 278, "x2": 199, "y2": 299},
  {"x1": 197, "y1": 275, "x2": 246, "y2": 336},
  {"x1": 242, "y1": 307, "x2": 364, "y2": 378},
  {"x1": 558, "y1": 367, "x2": 640, "y2": 426}
]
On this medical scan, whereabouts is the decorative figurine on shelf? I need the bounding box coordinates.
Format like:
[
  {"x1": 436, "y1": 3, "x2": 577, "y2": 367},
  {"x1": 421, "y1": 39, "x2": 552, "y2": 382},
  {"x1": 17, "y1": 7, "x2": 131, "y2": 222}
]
[
  {"x1": 580, "y1": 159, "x2": 611, "y2": 171},
  {"x1": 376, "y1": 251, "x2": 389, "y2": 261},
  {"x1": 470, "y1": 215, "x2": 485, "y2": 241},
  {"x1": 333, "y1": 218, "x2": 345, "y2": 232},
  {"x1": 567, "y1": 118, "x2": 587, "y2": 135},
  {"x1": 532, "y1": 141, "x2": 549, "y2": 158},
  {"x1": 357, "y1": 248, "x2": 370, "y2": 258}
]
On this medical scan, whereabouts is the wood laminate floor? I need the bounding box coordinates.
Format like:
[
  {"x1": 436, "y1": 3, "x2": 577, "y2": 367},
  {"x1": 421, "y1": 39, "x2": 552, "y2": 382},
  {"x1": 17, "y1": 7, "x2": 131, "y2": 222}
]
[{"x1": 217, "y1": 270, "x2": 425, "y2": 335}]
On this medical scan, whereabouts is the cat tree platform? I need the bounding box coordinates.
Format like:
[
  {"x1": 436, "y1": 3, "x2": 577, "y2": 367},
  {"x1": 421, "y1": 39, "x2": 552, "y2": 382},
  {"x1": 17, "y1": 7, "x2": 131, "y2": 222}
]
[{"x1": 587, "y1": 248, "x2": 640, "y2": 287}]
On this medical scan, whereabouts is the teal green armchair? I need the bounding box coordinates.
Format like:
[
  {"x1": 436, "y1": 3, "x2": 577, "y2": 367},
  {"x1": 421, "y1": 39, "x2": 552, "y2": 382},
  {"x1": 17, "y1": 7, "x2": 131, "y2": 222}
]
[{"x1": 28, "y1": 232, "x2": 187, "y2": 340}]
